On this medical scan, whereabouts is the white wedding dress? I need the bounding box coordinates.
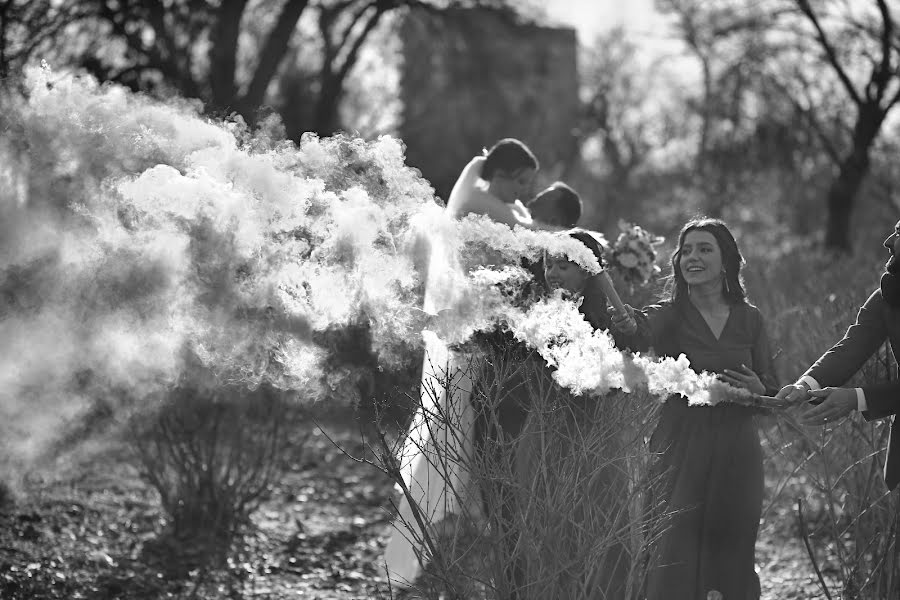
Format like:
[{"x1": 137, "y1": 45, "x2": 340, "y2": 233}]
[{"x1": 382, "y1": 157, "x2": 534, "y2": 588}]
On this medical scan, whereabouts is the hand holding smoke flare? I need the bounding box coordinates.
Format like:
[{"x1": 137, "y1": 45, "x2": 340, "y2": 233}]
[
  {"x1": 417, "y1": 217, "x2": 768, "y2": 408},
  {"x1": 498, "y1": 294, "x2": 768, "y2": 407}
]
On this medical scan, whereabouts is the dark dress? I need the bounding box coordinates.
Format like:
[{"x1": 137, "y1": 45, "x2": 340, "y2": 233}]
[{"x1": 630, "y1": 298, "x2": 778, "y2": 600}]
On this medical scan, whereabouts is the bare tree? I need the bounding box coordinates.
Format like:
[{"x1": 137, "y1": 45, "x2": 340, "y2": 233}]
[
  {"x1": 578, "y1": 27, "x2": 685, "y2": 224},
  {"x1": 77, "y1": 0, "x2": 388, "y2": 135},
  {"x1": 4, "y1": 0, "x2": 516, "y2": 138},
  {"x1": 791, "y1": 0, "x2": 900, "y2": 252},
  {"x1": 657, "y1": 0, "x2": 900, "y2": 249},
  {"x1": 0, "y1": 0, "x2": 88, "y2": 79}
]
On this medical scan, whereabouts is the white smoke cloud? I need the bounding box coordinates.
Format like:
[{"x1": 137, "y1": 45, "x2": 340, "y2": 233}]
[{"x1": 0, "y1": 64, "x2": 748, "y2": 479}]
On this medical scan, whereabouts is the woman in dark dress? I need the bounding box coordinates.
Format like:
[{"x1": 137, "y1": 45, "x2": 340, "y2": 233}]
[{"x1": 610, "y1": 218, "x2": 778, "y2": 600}]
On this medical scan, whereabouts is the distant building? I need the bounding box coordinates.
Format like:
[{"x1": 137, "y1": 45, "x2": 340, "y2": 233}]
[{"x1": 398, "y1": 7, "x2": 580, "y2": 200}]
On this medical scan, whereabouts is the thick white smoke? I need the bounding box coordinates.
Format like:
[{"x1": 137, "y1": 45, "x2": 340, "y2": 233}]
[{"x1": 0, "y1": 65, "x2": 745, "y2": 478}]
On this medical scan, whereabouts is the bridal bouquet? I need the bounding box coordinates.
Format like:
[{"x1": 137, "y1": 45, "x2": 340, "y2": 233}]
[{"x1": 608, "y1": 220, "x2": 664, "y2": 288}]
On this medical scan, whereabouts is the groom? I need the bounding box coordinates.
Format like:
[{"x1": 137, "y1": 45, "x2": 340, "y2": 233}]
[{"x1": 777, "y1": 218, "x2": 900, "y2": 490}]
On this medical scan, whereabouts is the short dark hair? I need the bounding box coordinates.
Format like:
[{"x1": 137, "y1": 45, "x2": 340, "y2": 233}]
[
  {"x1": 527, "y1": 181, "x2": 582, "y2": 227},
  {"x1": 669, "y1": 217, "x2": 746, "y2": 304},
  {"x1": 482, "y1": 138, "x2": 539, "y2": 180}
]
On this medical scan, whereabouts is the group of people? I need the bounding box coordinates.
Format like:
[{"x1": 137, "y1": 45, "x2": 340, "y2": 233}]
[{"x1": 384, "y1": 137, "x2": 900, "y2": 599}]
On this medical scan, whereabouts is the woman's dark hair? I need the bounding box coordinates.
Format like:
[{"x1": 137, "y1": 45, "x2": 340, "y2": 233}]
[
  {"x1": 669, "y1": 217, "x2": 746, "y2": 304},
  {"x1": 482, "y1": 138, "x2": 539, "y2": 180},
  {"x1": 564, "y1": 227, "x2": 605, "y2": 268},
  {"x1": 528, "y1": 181, "x2": 582, "y2": 227}
]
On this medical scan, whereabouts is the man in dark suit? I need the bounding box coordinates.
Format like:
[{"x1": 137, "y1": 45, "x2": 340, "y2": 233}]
[{"x1": 776, "y1": 218, "x2": 900, "y2": 489}]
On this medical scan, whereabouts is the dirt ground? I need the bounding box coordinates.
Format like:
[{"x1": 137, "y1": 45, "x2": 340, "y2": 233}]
[{"x1": 0, "y1": 413, "x2": 836, "y2": 600}]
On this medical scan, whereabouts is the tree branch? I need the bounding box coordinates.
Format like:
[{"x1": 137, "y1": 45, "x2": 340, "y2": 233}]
[
  {"x1": 207, "y1": 0, "x2": 249, "y2": 108},
  {"x1": 335, "y1": 3, "x2": 386, "y2": 85},
  {"x1": 0, "y1": 0, "x2": 10, "y2": 78},
  {"x1": 332, "y1": 0, "x2": 374, "y2": 64},
  {"x1": 888, "y1": 77, "x2": 900, "y2": 109},
  {"x1": 145, "y1": 0, "x2": 179, "y2": 64},
  {"x1": 239, "y1": 0, "x2": 310, "y2": 113},
  {"x1": 870, "y1": 0, "x2": 895, "y2": 104},
  {"x1": 766, "y1": 72, "x2": 843, "y2": 165},
  {"x1": 98, "y1": 1, "x2": 175, "y2": 79},
  {"x1": 795, "y1": 0, "x2": 863, "y2": 106}
]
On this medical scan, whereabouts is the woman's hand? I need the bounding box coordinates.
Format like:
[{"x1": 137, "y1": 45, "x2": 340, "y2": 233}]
[
  {"x1": 719, "y1": 364, "x2": 766, "y2": 396},
  {"x1": 607, "y1": 303, "x2": 637, "y2": 335},
  {"x1": 775, "y1": 382, "x2": 813, "y2": 404}
]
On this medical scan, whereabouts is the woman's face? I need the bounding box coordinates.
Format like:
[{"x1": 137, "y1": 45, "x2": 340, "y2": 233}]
[
  {"x1": 489, "y1": 167, "x2": 536, "y2": 203},
  {"x1": 679, "y1": 230, "x2": 724, "y2": 287},
  {"x1": 544, "y1": 254, "x2": 589, "y2": 294}
]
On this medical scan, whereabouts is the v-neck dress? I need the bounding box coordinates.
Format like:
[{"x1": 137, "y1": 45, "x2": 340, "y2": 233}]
[{"x1": 630, "y1": 298, "x2": 778, "y2": 600}]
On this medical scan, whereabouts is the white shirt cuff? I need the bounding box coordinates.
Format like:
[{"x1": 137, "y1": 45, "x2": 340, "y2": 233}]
[
  {"x1": 856, "y1": 388, "x2": 867, "y2": 412},
  {"x1": 798, "y1": 376, "x2": 821, "y2": 390}
]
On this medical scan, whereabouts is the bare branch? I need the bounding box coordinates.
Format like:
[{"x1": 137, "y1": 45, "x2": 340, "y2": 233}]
[
  {"x1": 766, "y1": 72, "x2": 843, "y2": 165},
  {"x1": 335, "y1": 3, "x2": 386, "y2": 85},
  {"x1": 332, "y1": 0, "x2": 375, "y2": 63},
  {"x1": 795, "y1": 0, "x2": 863, "y2": 106},
  {"x1": 889, "y1": 78, "x2": 900, "y2": 109},
  {"x1": 97, "y1": 1, "x2": 199, "y2": 98},
  {"x1": 145, "y1": 0, "x2": 180, "y2": 63},
  {"x1": 240, "y1": 0, "x2": 310, "y2": 112},
  {"x1": 207, "y1": 0, "x2": 249, "y2": 107},
  {"x1": 870, "y1": 0, "x2": 895, "y2": 104}
]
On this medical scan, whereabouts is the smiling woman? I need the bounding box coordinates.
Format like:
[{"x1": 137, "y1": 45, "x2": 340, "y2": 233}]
[{"x1": 610, "y1": 217, "x2": 779, "y2": 600}]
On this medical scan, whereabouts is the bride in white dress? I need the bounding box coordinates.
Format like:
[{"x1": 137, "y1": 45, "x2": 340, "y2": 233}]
[{"x1": 383, "y1": 139, "x2": 553, "y2": 588}]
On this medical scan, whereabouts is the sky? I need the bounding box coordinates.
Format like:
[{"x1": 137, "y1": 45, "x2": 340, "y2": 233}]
[
  {"x1": 543, "y1": 0, "x2": 692, "y2": 71},
  {"x1": 543, "y1": 0, "x2": 699, "y2": 87},
  {"x1": 544, "y1": 0, "x2": 662, "y2": 43}
]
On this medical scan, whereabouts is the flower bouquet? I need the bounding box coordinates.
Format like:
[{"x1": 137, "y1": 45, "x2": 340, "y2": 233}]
[{"x1": 608, "y1": 220, "x2": 665, "y2": 290}]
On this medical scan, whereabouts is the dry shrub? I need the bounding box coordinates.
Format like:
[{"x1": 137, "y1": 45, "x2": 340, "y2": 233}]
[
  {"x1": 130, "y1": 381, "x2": 302, "y2": 571},
  {"x1": 761, "y1": 343, "x2": 900, "y2": 600},
  {"x1": 747, "y1": 248, "x2": 900, "y2": 599},
  {"x1": 380, "y1": 331, "x2": 666, "y2": 599}
]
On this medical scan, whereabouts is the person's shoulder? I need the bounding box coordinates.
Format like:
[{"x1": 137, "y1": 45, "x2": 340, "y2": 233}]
[
  {"x1": 869, "y1": 287, "x2": 888, "y2": 307},
  {"x1": 740, "y1": 300, "x2": 762, "y2": 315},
  {"x1": 735, "y1": 299, "x2": 764, "y2": 321},
  {"x1": 865, "y1": 287, "x2": 895, "y2": 321},
  {"x1": 449, "y1": 186, "x2": 495, "y2": 217}
]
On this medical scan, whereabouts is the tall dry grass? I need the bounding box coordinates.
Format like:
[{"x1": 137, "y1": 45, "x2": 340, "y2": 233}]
[
  {"x1": 744, "y1": 245, "x2": 900, "y2": 599},
  {"x1": 377, "y1": 331, "x2": 667, "y2": 600},
  {"x1": 377, "y1": 237, "x2": 900, "y2": 599}
]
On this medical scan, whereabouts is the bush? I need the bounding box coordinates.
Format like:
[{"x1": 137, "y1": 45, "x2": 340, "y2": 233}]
[
  {"x1": 130, "y1": 380, "x2": 304, "y2": 571},
  {"x1": 748, "y1": 247, "x2": 900, "y2": 599},
  {"x1": 379, "y1": 331, "x2": 666, "y2": 599}
]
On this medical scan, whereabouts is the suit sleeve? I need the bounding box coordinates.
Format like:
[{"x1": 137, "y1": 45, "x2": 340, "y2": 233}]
[
  {"x1": 750, "y1": 308, "x2": 780, "y2": 396},
  {"x1": 861, "y1": 381, "x2": 900, "y2": 420},
  {"x1": 805, "y1": 289, "x2": 892, "y2": 415}
]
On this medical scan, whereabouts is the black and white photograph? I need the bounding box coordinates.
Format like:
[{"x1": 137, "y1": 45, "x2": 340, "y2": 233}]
[{"x1": 2, "y1": 0, "x2": 900, "y2": 598}]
